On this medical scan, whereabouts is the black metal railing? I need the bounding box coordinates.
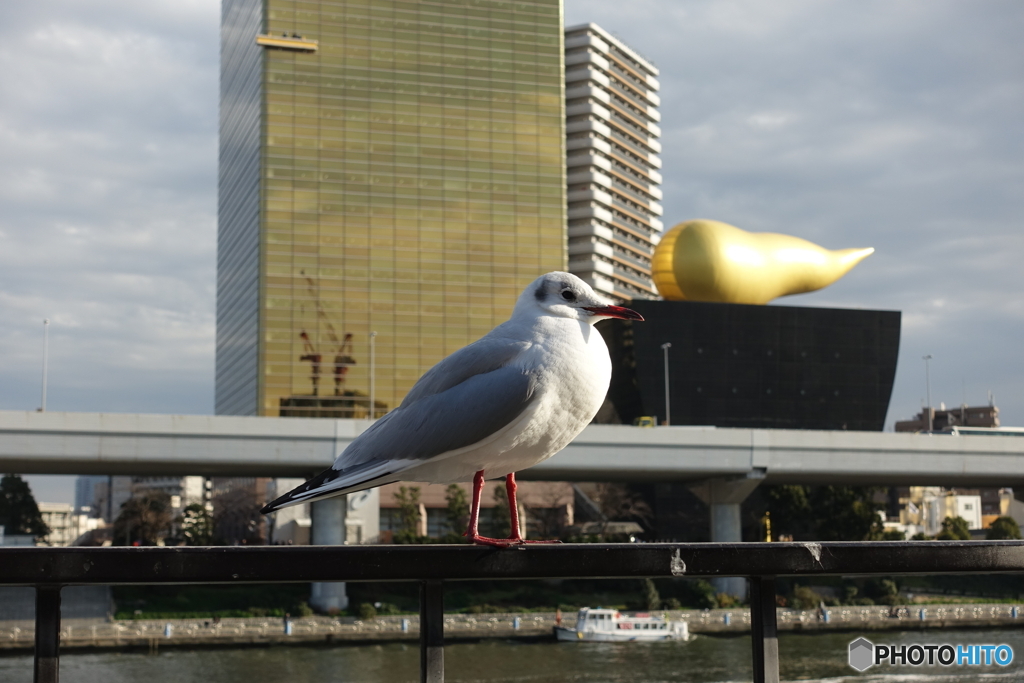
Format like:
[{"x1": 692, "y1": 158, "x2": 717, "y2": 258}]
[{"x1": 3, "y1": 540, "x2": 1024, "y2": 683}]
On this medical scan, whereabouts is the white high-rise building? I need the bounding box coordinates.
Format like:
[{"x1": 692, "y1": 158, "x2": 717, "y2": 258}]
[{"x1": 564, "y1": 23, "x2": 663, "y2": 303}]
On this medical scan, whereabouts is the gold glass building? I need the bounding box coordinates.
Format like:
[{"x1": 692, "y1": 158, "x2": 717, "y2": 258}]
[{"x1": 217, "y1": 0, "x2": 567, "y2": 417}]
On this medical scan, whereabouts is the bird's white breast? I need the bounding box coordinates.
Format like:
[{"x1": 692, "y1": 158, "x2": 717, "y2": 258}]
[{"x1": 401, "y1": 317, "x2": 612, "y2": 484}]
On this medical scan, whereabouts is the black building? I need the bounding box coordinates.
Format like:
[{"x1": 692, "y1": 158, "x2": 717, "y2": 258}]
[{"x1": 600, "y1": 300, "x2": 901, "y2": 431}]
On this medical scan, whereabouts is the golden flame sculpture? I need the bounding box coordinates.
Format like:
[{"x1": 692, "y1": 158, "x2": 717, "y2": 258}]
[{"x1": 652, "y1": 219, "x2": 873, "y2": 305}]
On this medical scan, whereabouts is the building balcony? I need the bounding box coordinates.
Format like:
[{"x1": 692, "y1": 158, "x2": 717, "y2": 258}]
[
  {"x1": 567, "y1": 204, "x2": 614, "y2": 223},
  {"x1": 565, "y1": 101, "x2": 611, "y2": 120},
  {"x1": 607, "y1": 59, "x2": 660, "y2": 92},
  {"x1": 564, "y1": 32, "x2": 609, "y2": 53},
  {"x1": 565, "y1": 67, "x2": 610, "y2": 88},
  {"x1": 567, "y1": 220, "x2": 615, "y2": 242},
  {"x1": 569, "y1": 254, "x2": 656, "y2": 295},
  {"x1": 566, "y1": 118, "x2": 613, "y2": 138},
  {"x1": 607, "y1": 173, "x2": 662, "y2": 203},
  {"x1": 608, "y1": 128, "x2": 661, "y2": 160},
  {"x1": 609, "y1": 125, "x2": 662, "y2": 155},
  {"x1": 565, "y1": 84, "x2": 611, "y2": 105},
  {"x1": 565, "y1": 49, "x2": 611, "y2": 72},
  {"x1": 566, "y1": 169, "x2": 613, "y2": 189},
  {"x1": 566, "y1": 152, "x2": 612, "y2": 172},
  {"x1": 567, "y1": 188, "x2": 613, "y2": 205},
  {"x1": 607, "y1": 183, "x2": 663, "y2": 217},
  {"x1": 610, "y1": 199, "x2": 663, "y2": 231},
  {"x1": 566, "y1": 136, "x2": 612, "y2": 155},
  {"x1": 571, "y1": 239, "x2": 652, "y2": 276},
  {"x1": 606, "y1": 158, "x2": 661, "y2": 190},
  {"x1": 598, "y1": 167, "x2": 662, "y2": 200},
  {"x1": 568, "y1": 237, "x2": 615, "y2": 260},
  {"x1": 608, "y1": 79, "x2": 660, "y2": 116}
]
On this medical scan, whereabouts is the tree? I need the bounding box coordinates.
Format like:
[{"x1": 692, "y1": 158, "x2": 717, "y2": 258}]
[
  {"x1": 810, "y1": 486, "x2": 884, "y2": 541},
  {"x1": 177, "y1": 503, "x2": 214, "y2": 545},
  {"x1": 987, "y1": 516, "x2": 1022, "y2": 540},
  {"x1": 213, "y1": 487, "x2": 266, "y2": 545},
  {"x1": 764, "y1": 485, "x2": 885, "y2": 541},
  {"x1": 394, "y1": 486, "x2": 422, "y2": 543},
  {"x1": 643, "y1": 578, "x2": 661, "y2": 610},
  {"x1": 937, "y1": 516, "x2": 971, "y2": 540},
  {"x1": 764, "y1": 485, "x2": 813, "y2": 540},
  {"x1": 0, "y1": 474, "x2": 50, "y2": 538},
  {"x1": 443, "y1": 484, "x2": 469, "y2": 542},
  {"x1": 113, "y1": 492, "x2": 172, "y2": 545},
  {"x1": 590, "y1": 483, "x2": 652, "y2": 526}
]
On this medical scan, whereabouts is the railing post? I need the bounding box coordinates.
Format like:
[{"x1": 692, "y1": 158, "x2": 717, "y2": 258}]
[
  {"x1": 420, "y1": 580, "x2": 444, "y2": 683},
  {"x1": 34, "y1": 585, "x2": 61, "y2": 683},
  {"x1": 749, "y1": 576, "x2": 779, "y2": 683}
]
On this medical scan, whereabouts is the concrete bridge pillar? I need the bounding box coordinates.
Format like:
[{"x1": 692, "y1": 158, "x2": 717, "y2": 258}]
[
  {"x1": 310, "y1": 495, "x2": 349, "y2": 613},
  {"x1": 308, "y1": 487, "x2": 380, "y2": 613},
  {"x1": 690, "y1": 472, "x2": 766, "y2": 599}
]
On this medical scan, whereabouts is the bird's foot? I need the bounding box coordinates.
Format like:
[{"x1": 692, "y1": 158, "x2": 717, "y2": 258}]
[
  {"x1": 465, "y1": 534, "x2": 562, "y2": 548},
  {"x1": 466, "y1": 534, "x2": 518, "y2": 548}
]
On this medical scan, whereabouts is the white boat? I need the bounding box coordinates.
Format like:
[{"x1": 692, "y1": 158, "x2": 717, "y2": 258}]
[{"x1": 554, "y1": 607, "x2": 690, "y2": 642}]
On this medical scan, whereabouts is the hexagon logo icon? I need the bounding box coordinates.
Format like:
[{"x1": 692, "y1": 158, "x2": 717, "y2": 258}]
[{"x1": 849, "y1": 637, "x2": 875, "y2": 671}]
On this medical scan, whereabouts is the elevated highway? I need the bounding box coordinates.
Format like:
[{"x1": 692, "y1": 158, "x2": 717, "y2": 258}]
[{"x1": 1, "y1": 410, "x2": 1022, "y2": 487}]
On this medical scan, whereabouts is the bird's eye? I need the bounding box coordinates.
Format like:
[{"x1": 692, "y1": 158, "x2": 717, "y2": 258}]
[{"x1": 561, "y1": 290, "x2": 576, "y2": 301}]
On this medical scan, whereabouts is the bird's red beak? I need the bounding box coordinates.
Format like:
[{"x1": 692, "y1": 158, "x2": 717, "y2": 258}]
[{"x1": 583, "y1": 305, "x2": 644, "y2": 321}]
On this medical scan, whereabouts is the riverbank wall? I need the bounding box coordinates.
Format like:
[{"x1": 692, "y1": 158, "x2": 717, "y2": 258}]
[{"x1": 2, "y1": 605, "x2": 1022, "y2": 653}]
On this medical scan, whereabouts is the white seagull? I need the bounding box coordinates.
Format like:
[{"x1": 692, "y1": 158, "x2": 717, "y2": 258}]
[{"x1": 261, "y1": 272, "x2": 644, "y2": 547}]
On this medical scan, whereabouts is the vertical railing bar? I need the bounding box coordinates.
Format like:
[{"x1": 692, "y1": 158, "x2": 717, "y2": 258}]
[
  {"x1": 749, "y1": 576, "x2": 780, "y2": 683},
  {"x1": 34, "y1": 585, "x2": 61, "y2": 683},
  {"x1": 420, "y1": 580, "x2": 444, "y2": 683}
]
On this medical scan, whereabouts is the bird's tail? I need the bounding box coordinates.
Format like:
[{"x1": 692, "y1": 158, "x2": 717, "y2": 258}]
[{"x1": 260, "y1": 460, "x2": 400, "y2": 514}]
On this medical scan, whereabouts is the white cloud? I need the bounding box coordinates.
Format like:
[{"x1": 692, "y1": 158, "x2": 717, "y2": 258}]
[
  {"x1": 567, "y1": 0, "x2": 1024, "y2": 427},
  {"x1": 0, "y1": 2, "x2": 218, "y2": 418},
  {"x1": 0, "y1": 0, "x2": 1020, "y2": 445}
]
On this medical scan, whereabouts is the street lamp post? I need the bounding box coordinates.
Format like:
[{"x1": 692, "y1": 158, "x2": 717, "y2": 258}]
[
  {"x1": 40, "y1": 319, "x2": 50, "y2": 412},
  {"x1": 369, "y1": 331, "x2": 377, "y2": 420},
  {"x1": 922, "y1": 354, "x2": 933, "y2": 431},
  {"x1": 661, "y1": 342, "x2": 672, "y2": 426}
]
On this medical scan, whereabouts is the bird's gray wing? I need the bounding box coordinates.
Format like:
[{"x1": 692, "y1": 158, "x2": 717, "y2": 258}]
[
  {"x1": 261, "y1": 364, "x2": 539, "y2": 513},
  {"x1": 400, "y1": 329, "x2": 528, "y2": 406},
  {"x1": 342, "y1": 362, "x2": 539, "y2": 468}
]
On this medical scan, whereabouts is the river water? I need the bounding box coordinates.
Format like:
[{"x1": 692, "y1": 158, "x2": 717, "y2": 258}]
[{"x1": 2, "y1": 629, "x2": 1022, "y2": 682}]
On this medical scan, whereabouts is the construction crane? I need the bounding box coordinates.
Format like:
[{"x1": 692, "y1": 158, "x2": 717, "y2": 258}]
[{"x1": 297, "y1": 271, "x2": 357, "y2": 398}]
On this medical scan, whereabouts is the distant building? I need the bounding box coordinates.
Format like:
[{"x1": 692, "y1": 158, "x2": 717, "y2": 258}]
[
  {"x1": 267, "y1": 478, "x2": 311, "y2": 545},
  {"x1": 91, "y1": 476, "x2": 134, "y2": 524},
  {"x1": 378, "y1": 481, "x2": 573, "y2": 542},
  {"x1": 899, "y1": 486, "x2": 983, "y2": 536},
  {"x1": 34, "y1": 503, "x2": 106, "y2": 547},
  {"x1": 602, "y1": 300, "x2": 901, "y2": 430},
  {"x1": 37, "y1": 503, "x2": 75, "y2": 547},
  {"x1": 211, "y1": 477, "x2": 272, "y2": 545},
  {"x1": 74, "y1": 475, "x2": 109, "y2": 514},
  {"x1": 217, "y1": 0, "x2": 567, "y2": 418},
  {"x1": 564, "y1": 23, "x2": 663, "y2": 303},
  {"x1": 895, "y1": 403, "x2": 999, "y2": 432},
  {"x1": 131, "y1": 476, "x2": 207, "y2": 514}
]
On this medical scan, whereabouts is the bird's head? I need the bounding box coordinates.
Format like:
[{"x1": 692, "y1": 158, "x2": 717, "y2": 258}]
[{"x1": 516, "y1": 272, "x2": 644, "y2": 325}]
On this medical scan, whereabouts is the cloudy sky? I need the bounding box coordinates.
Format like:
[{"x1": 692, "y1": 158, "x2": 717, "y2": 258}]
[{"x1": 1, "y1": 2, "x2": 1021, "y2": 503}]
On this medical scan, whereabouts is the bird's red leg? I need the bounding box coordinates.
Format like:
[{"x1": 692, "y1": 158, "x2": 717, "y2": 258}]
[
  {"x1": 464, "y1": 470, "x2": 512, "y2": 547},
  {"x1": 505, "y1": 472, "x2": 560, "y2": 545},
  {"x1": 506, "y1": 472, "x2": 522, "y2": 540}
]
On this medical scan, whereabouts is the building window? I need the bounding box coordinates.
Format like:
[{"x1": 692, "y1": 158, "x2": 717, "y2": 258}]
[
  {"x1": 426, "y1": 508, "x2": 450, "y2": 538},
  {"x1": 380, "y1": 508, "x2": 402, "y2": 533}
]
